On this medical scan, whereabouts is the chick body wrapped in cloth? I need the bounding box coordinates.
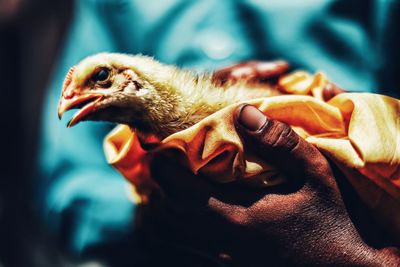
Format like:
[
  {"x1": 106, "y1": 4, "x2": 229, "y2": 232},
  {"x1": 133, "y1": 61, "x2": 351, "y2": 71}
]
[{"x1": 57, "y1": 53, "x2": 400, "y2": 241}]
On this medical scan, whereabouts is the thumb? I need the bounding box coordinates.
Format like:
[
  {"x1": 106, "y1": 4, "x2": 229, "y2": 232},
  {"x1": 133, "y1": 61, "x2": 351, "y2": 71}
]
[{"x1": 234, "y1": 105, "x2": 331, "y2": 181}]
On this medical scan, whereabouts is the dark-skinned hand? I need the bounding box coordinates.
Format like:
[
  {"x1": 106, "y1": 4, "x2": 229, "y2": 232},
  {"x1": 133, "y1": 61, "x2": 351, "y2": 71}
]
[
  {"x1": 212, "y1": 60, "x2": 345, "y2": 101},
  {"x1": 139, "y1": 105, "x2": 400, "y2": 267},
  {"x1": 212, "y1": 60, "x2": 289, "y2": 86}
]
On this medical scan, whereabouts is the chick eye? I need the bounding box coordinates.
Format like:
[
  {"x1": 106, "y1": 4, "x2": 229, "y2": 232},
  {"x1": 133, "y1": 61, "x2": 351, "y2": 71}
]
[{"x1": 92, "y1": 68, "x2": 110, "y2": 82}]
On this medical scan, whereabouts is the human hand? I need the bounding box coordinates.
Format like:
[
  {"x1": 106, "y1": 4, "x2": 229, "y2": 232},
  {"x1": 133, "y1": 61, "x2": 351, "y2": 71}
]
[
  {"x1": 212, "y1": 60, "x2": 345, "y2": 101},
  {"x1": 145, "y1": 105, "x2": 399, "y2": 266},
  {"x1": 212, "y1": 60, "x2": 289, "y2": 86}
]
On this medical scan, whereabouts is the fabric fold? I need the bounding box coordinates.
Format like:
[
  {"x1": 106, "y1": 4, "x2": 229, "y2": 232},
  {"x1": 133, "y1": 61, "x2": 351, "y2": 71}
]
[{"x1": 103, "y1": 73, "x2": 400, "y2": 237}]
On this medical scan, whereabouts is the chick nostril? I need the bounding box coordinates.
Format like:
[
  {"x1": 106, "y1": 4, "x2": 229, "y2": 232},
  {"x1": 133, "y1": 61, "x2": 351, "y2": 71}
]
[{"x1": 63, "y1": 87, "x2": 78, "y2": 99}]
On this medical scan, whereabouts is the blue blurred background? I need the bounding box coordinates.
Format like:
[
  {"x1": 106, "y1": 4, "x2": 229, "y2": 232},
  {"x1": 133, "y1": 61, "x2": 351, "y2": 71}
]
[{"x1": 0, "y1": 0, "x2": 399, "y2": 266}]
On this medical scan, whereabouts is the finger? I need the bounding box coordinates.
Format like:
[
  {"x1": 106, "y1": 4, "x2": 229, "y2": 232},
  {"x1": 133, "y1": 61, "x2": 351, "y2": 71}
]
[
  {"x1": 212, "y1": 60, "x2": 289, "y2": 85},
  {"x1": 212, "y1": 63, "x2": 256, "y2": 85},
  {"x1": 234, "y1": 105, "x2": 333, "y2": 182},
  {"x1": 253, "y1": 60, "x2": 289, "y2": 79},
  {"x1": 323, "y1": 82, "x2": 345, "y2": 101}
]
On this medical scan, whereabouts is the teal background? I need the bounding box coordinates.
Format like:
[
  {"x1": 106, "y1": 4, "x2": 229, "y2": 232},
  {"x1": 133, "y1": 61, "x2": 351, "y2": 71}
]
[{"x1": 33, "y1": 0, "x2": 399, "y2": 265}]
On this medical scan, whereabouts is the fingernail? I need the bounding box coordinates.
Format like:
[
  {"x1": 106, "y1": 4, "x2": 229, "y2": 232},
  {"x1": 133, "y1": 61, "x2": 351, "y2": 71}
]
[{"x1": 237, "y1": 105, "x2": 267, "y2": 131}]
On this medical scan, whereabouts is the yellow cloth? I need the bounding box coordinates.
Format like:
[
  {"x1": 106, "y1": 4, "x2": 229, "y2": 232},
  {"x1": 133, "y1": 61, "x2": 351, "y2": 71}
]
[{"x1": 103, "y1": 72, "x2": 400, "y2": 238}]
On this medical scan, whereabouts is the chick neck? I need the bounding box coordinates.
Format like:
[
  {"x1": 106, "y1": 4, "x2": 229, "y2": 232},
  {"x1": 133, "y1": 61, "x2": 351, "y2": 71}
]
[{"x1": 122, "y1": 55, "x2": 271, "y2": 139}]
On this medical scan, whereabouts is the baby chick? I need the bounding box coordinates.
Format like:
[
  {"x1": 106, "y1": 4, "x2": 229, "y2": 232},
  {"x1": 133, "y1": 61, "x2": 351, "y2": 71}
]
[{"x1": 58, "y1": 53, "x2": 284, "y2": 139}]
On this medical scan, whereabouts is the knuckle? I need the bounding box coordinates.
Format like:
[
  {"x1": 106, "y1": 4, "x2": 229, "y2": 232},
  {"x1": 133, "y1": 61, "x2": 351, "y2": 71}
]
[
  {"x1": 227, "y1": 209, "x2": 249, "y2": 226},
  {"x1": 260, "y1": 120, "x2": 300, "y2": 152},
  {"x1": 209, "y1": 198, "x2": 250, "y2": 226}
]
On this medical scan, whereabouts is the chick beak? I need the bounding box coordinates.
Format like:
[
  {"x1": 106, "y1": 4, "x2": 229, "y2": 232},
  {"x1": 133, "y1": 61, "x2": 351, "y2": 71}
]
[{"x1": 58, "y1": 93, "x2": 104, "y2": 127}]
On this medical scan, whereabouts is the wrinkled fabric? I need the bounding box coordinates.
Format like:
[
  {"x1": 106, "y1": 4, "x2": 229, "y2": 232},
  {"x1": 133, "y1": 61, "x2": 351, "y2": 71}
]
[
  {"x1": 38, "y1": 0, "x2": 400, "y2": 259},
  {"x1": 104, "y1": 72, "x2": 400, "y2": 236}
]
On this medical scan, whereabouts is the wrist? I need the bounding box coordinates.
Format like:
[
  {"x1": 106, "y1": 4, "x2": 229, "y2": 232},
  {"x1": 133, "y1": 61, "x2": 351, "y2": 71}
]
[
  {"x1": 300, "y1": 230, "x2": 400, "y2": 266},
  {"x1": 264, "y1": 213, "x2": 396, "y2": 266},
  {"x1": 372, "y1": 247, "x2": 400, "y2": 267}
]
